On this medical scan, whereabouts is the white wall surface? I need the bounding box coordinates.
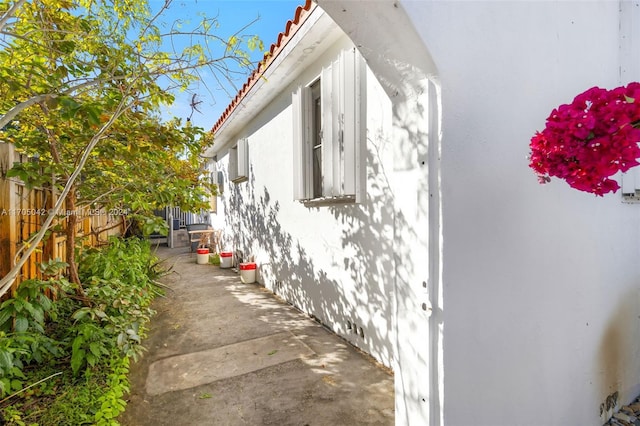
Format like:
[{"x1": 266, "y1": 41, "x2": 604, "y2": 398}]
[
  {"x1": 212, "y1": 33, "x2": 397, "y2": 368},
  {"x1": 316, "y1": 3, "x2": 444, "y2": 424},
  {"x1": 399, "y1": 1, "x2": 640, "y2": 425},
  {"x1": 212, "y1": 1, "x2": 640, "y2": 424}
]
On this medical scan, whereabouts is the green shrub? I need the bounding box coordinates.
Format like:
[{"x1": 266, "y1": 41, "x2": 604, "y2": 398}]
[
  {"x1": 0, "y1": 237, "x2": 164, "y2": 424},
  {"x1": 94, "y1": 356, "x2": 130, "y2": 425},
  {"x1": 0, "y1": 273, "x2": 67, "y2": 397},
  {"x1": 73, "y1": 237, "x2": 162, "y2": 368}
]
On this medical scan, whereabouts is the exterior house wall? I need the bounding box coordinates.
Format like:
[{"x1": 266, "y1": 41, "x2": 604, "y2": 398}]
[
  {"x1": 212, "y1": 33, "x2": 397, "y2": 368},
  {"x1": 398, "y1": 1, "x2": 637, "y2": 425},
  {"x1": 211, "y1": 1, "x2": 640, "y2": 425}
]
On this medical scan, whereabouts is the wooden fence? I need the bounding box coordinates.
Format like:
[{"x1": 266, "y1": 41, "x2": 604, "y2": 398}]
[{"x1": 0, "y1": 142, "x2": 123, "y2": 293}]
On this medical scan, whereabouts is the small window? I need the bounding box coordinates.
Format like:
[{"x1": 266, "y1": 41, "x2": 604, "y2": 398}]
[
  {"x1": 311, "y1": 79, "x2": 323, "y2": 198},
  {"x1": 229, "y1": 138, "x2": 248, "y2": 183},
  {"x1": 292, "y1": 48, "x2": 366, "y2": 204},
  {"x1": 216, "y1": 171, "x2": 225, "y2": 194}
]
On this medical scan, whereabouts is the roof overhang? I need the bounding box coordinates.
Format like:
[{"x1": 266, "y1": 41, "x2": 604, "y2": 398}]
[{"x1": 205, "y1": 3, "x2": 341, "y2": 156}]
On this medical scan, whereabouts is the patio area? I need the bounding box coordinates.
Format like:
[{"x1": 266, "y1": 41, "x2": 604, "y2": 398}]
[{"x1": 119, "y1": 246, "x2": 394, "y2": 425}]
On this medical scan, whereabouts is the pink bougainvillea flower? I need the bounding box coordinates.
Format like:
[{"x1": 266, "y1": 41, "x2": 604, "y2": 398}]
[{"x1": 529, "y1": 82, "x2": 640, "y2": 196}]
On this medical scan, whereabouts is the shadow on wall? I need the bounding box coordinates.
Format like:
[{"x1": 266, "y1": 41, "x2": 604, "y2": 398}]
[
  {"x1": 599, "y1": 289, "x2": 640, "y2": 422},
  {"x1": 223, "y1": 137, "x2": 414, "y2": 368}
]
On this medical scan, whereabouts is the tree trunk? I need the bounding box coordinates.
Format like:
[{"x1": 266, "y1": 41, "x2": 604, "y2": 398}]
[{"x1": 65, "y1": 186, "x2": 84, "y2": 297}]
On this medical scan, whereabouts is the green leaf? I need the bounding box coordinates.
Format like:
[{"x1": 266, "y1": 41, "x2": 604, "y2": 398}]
[
  {"x1": 0, "y1": 350, "x2": 13, "y2": 370},
  {"x1": 0, "y1": 309, "x2": 12, "y2": 329},
  {"x1": 87, "y1": 353, "x2": 97, "y2": 367},
  {"x1": 89, "y1": 342, "x2": 102, "y2": 357},
  {"x1": 85, "y1": 105, "x2": 102, "y2": 126},
  {"x1": 59, "y1": 96, "x2": 81, "y2": 111},
  {"x1": 37, "y1": 294, "x2": 53, "y2": 312},
  {"x1": 71, "y1": 348, "x2": 86, "y2": 375},
  {"x1": 12, "y1": 299, "x2": 25, "y2": 313},
  {"x1": 10, "y1": 366, "x2": 26, "y2": 379},
  {"x1": 5, "y1": 167, "x2": 27, "y2": 181},
  {"x1": 14, "y1": 316, "x2": 28, "y2": 332},
  {"x1": 72, "y1": 307, "x2": 91, "y2": 321},
  {"x1": 25, "y1": 304, "x2": 44, "y2": 324},
  {"x1": 72, "y1": 335, "x2": 85, "y2": 354},
  {"x1": 10, "y1": 379, "x2": 22, "y2": 392}
]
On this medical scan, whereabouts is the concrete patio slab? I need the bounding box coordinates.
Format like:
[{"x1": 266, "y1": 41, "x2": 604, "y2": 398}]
[
  {"x1": 119, "y1": 246, "x2": 394, "y2": 426},
  {"x1": 146, "y1": 331, "x2": 316, "y2": 396}
]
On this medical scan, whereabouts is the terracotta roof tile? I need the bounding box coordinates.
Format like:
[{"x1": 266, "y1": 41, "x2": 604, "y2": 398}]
[{"x1": 211, "y1": 0, "x2": 316, "y2": 135}]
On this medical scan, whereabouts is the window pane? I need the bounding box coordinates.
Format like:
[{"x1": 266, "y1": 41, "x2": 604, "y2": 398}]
[
  {"x1": 313, "y1": 144, "x2": 322, "y2": 198},
  {"x1": 311, "y1": 80, "x2": 322, "y2": 198}
]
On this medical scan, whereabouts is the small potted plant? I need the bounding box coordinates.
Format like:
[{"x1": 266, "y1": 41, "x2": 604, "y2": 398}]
[{"x1": 196, "y1": 235, "x2": 210, "y2": 265}]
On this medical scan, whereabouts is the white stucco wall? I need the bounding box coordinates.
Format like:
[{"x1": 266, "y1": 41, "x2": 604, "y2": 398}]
[
  {"x1": 210, "y1": 1, "x2": 640, "y2": 424},
  {"x1": 399, "y1": 1, "x2": 640, "y2": 425},
  {"x1": 212, "y1": 33, "x2": 397, "y2": 368}
]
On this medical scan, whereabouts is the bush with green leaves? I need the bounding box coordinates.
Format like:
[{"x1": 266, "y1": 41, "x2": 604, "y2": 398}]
[
  {"x1": 72, "y1": 237, "x2": 162, "y2": 370},
  {"x1": 0, "y1": 263, "x2": 68, "y2": 396},
  {"x1": 0, "y1": 237, "x2": 164, "y2": 424}
]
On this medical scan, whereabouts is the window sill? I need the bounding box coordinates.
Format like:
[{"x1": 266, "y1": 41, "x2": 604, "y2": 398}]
[
  {"x1": 230, "y1": 175, "x2": 248, "y2": 184},
  {"x1": 301, "y1": 195, "x2": 356, "y2": 207}
]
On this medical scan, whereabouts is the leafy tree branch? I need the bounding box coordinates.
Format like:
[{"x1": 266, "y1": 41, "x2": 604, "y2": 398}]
[{"x1": 0, "y1": 0, "x2": 258, "y2": 293}]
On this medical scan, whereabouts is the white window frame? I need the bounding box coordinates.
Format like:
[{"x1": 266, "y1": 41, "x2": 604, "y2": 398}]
[
  {"x1": 622, "y1": 168, "x2": 640, "y2": 202},
  {"x1": 229, "y1": 138, "x2": 249, "y2": 184},
  {"x1": 292, "y1": 47, "x2": 366, "y2": 205}
]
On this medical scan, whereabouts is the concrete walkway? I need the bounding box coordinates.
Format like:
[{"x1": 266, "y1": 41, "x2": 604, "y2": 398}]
[{"x1": 119, "y1": 247, "x2": 394, "y2": 426}]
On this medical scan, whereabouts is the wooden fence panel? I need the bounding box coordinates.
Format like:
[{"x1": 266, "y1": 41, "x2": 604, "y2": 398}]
[
  {"x1": 1, "y1": 143, "x2": 124, "y2": 293},
  {"x1": 0, "y1": 143, "x2": 16, "y2": 284}
]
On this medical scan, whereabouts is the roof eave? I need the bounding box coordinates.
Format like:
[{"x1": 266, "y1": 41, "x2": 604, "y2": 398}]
[{"x1": 206, "y1": 1, "x2": 331, "y2": 156}]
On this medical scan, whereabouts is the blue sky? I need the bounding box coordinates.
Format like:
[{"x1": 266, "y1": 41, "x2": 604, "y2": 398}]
[{"x1": 150, "y1": 0, "x2": 302, "y2": 130}]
